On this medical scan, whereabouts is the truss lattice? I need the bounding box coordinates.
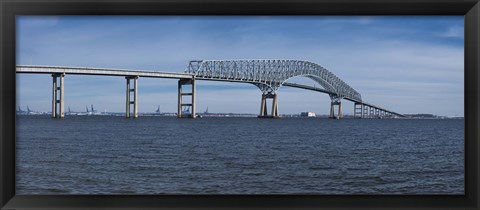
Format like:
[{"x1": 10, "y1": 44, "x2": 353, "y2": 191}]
[{"x1": 186, "y1": 59, "x2": 361, "y2": 101}]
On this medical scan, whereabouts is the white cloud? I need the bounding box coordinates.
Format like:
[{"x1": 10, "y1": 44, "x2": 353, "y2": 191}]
[{"x1": 442, "y1": 25, "x2": 464, "y2": 38}]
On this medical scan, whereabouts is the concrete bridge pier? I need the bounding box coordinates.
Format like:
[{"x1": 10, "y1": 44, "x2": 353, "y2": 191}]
[
  {"x1": 387, "y1": 112, "x2": 393, "y2": 118},
  {"x1": 125, "y1": 76, "x2": 138, "y2": 118},
  {"x1": 329, "y1": 96, "x2": 342, "y2": 119},
  {"x1": 354, "y1": 102, "x2": 363, "y2": 118},
  {"x1": 258, "y1": 93, "x2": 279, "y2": 118},
  {"x1": 260, "y1": 94, "x2": 267, "y2": 117},
  {"x1": 271, "y1": 93, "x2": 279, "y2": 117},
  {"x1": 369, "y1": 107, "x2": 375, "y2": 118},
  {"x1": 363, "y1": 104, "x2": 369, "y2": 118},
  {"x1": 177, "y1": 78, "x2": 196, "y2": 118},
  {"x1": 51, "y1": 73, "x2": 65, "y2": 118}
]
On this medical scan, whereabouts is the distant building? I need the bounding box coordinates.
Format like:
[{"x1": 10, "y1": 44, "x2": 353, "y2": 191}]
[{"x1": 300, "y1": 112, "x2": 316, "y2": 117}]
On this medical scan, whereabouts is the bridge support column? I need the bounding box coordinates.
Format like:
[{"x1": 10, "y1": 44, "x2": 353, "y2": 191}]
[
  {"x1": 51, "y1": 73, "x2": 65, "y2": 118},
  {"x1": 258, "y1": 93, "x2": 279, "y2": 118},
  {"x1": 260, "y1": 94, "x2": 267, "y2": 117},
  {"x1": 369, "y1": 107, "x2": 375, "y2": 118},
  {"x1": 126, "y1": 76, "x2": 139, "y2": 118},
  {"x1": 178, "y1": 78, "x2": 196, "y2": 118},
  {"x1": 272, "y1": 93, "x2": 279, "y2": 117},
  {"x1": 363, "y1": 105, "x2": 369, "y2": 119},
  {"x1": 338, "y1": 101, "x2": 343, "y2": 118},
  {"x1": 354, "y1": 103, "x2": 363, "y2": 118},
  {"x1": 329, "y1": 96, "x2": 342, "y2": 119}
]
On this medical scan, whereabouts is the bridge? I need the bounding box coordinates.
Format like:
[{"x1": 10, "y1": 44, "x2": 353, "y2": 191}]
[{"x1": 16, "y1": 59, "x2": 405, "y2": 119}]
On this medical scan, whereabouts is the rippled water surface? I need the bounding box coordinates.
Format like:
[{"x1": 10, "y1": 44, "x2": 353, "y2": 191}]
[{"x1": 16, "y1": 115, "x2": 464, "y2": 194}]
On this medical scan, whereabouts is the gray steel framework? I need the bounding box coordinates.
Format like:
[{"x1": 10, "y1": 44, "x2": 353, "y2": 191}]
[{"x1": 186, "y1": 59, "x2": 362, "y2": 101}]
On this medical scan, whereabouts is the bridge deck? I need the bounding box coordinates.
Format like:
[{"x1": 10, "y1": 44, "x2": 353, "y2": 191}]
[
  {"x1": 282, "y1": 83, "x2": 405, "y2": 117},
  {"x1": 16, "y1": 65, "x2": 193, "y2": 79}
]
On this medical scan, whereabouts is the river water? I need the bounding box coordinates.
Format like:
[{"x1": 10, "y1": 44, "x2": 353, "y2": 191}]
[{"x1": 16, "y1": 115, "x2": 464, "y2": 194}]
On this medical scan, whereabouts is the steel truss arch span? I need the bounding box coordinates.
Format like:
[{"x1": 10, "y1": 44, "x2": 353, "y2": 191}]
[{"x1": 186, "y1": 59, "x2": 362, "y2": 101}]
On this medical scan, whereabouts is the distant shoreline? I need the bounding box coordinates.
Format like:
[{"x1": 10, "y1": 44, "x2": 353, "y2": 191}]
[{"x1": 16, "y1": 112, "x2": 464, "y2": 119}]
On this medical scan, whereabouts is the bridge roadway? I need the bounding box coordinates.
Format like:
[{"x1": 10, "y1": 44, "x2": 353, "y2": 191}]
[
  {"x1": 16, "y1": 65, "x2": 405, "y2": 119},
  {"x1": 16, "y1": 65, "x2": 194, "y2": 79},
  {"x1": 281, "y1": 83, "x2": 405, "y2": 117}
]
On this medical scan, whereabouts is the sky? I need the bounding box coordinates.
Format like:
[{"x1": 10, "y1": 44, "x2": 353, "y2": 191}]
[{"x1": 16, "y1": 16, "x2": 464, "y2": 116}]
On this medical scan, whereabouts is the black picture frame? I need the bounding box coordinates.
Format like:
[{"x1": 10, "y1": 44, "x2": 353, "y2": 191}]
[{"x1": 1, "y1": 0, "x2": 479, "y2": 209}]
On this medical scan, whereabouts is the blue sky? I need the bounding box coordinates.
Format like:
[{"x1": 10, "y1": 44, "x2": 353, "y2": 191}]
[{"x1": 16, "y1": 16, "x2": 464, "y2": 116}]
